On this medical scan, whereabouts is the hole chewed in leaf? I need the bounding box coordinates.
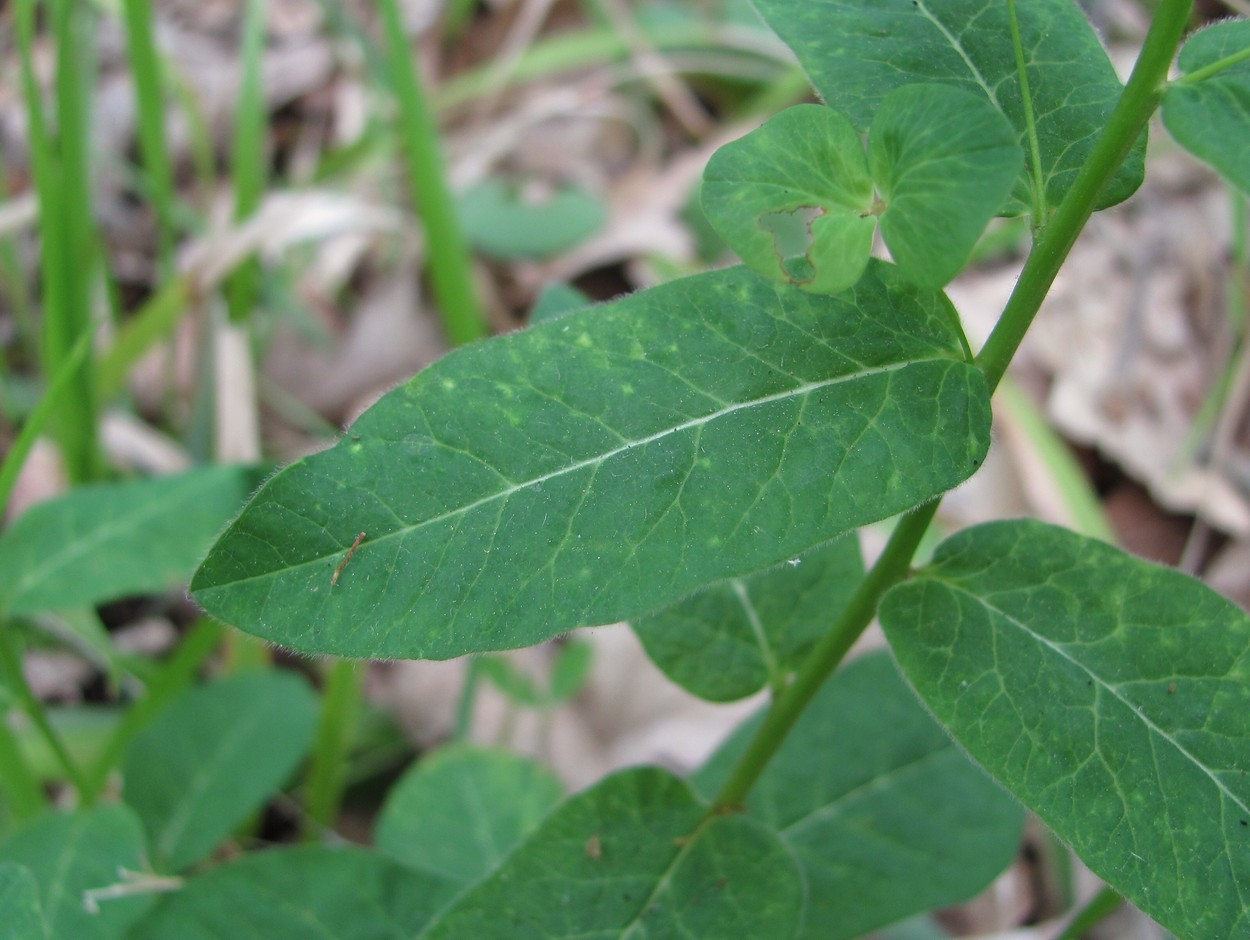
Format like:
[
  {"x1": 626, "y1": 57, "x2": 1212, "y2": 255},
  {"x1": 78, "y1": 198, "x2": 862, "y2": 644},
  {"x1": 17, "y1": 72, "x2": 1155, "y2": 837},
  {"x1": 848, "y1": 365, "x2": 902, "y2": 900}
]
[{"x1": 759, "y1": 205, "x2": 825, "y2": 284}]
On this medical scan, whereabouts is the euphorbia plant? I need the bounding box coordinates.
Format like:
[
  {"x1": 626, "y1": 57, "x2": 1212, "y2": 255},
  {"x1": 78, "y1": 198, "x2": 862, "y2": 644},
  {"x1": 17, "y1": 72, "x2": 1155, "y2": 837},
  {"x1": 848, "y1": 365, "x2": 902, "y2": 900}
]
[{"x1": 151, "y1": 0, "x2": 1250, "y2": 936}]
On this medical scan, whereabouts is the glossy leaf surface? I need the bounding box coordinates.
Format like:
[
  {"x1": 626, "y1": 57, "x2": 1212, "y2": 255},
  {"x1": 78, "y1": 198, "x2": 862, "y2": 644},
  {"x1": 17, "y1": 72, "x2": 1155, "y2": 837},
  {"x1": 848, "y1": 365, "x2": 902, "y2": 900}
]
[
  {"x1": 0, "y1": 806, "x2": 150, "y2": 940},
  {"x1": 122, "y1": 671, "x2": 318, "y2": 871},
  {"x1": 422, "y1": 766, "x2": 804, "y2": 939},
  {"x1": 696, "y1": 652, "x2": 1023, "y2": 938},
  {"x1": 880, "y1": 520, "x2": 1250, "y2": 938},
  {"x1": 375, "y1": 745, "x2": 563, "y2": 889},
  {"x1": 0, "y1": 466, "x2": 261, "y2": 615},
  {"x1": 633, "y1": 535, "x2": 863, "y2": 702},
  {"x1": 193, "y1": 263, "x2": 989, "y2": 659},
  {"x1": 129, "y1": 846, "x2": 455, "y2": 939},
  {"x1": 750, "y1": 0, "x2": 1144, "y2": 213},
  {"x1": 1162, "y1": 20, "x2": 1250, "y2": 199}
]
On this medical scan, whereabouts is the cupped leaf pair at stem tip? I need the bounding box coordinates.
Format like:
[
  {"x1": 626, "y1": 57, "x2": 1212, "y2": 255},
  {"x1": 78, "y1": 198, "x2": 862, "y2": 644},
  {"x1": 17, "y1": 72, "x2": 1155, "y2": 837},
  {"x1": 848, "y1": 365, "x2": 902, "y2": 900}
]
[
  {"x1": 702, "y1": 86, "x2": 1023, "y2": 294},
  {"x1": 749, "y1": 0, "x2": 1147, "y2": 217}
]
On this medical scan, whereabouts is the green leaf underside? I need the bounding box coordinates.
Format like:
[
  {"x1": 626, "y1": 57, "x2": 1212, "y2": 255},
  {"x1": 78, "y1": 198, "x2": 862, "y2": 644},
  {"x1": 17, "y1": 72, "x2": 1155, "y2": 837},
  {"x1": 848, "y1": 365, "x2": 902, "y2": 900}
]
[
  {"x1": 632, "y1": 535, "x2": 863, "y2": 702},
  {"x1": 459, "y1": 178, "x2": 606, "y2": 260},
  {"x1": 750, "y1": 0, "x2": 1145, "y2": 214},
  {"x1": 129, "y1": 846, "x2": 456, "y2": 940},
  {"x1": 0, "y1": 806, "x2": 150, "y2": 940},
  {"x1": 421, "y1": 767, "x2": 803, "y2": 939},
  {"x1": 879, "y1": 520, "x2": 1250, "y2": 938},
  {"x1": 0, "y1": 465, "x2": 262, "y2": 616},
  {"x1": 695, "y1": 652, "x2": 1023, "y2": 939},
  {"x1": 1162, "y1": 20, "x2": 1250, "y2": 199},
  {"x1": 375, "y1": 745, "x2": 564, "y2": 889},
  {"x1": 0, "y1": 864, "x2": 44, "y2": 940},
  {"x1": 121, "y1": 671, "x2": 319, "y2": 872},
  {"x1": 702, "y1": 104, "x2": 876, "y2": 294},
  {"x1": 192, "y1": 262, "x2": 990, "y2": 660},
  {"x1": 870, "y1": 84, "x2": 1023, "y2": 287}
]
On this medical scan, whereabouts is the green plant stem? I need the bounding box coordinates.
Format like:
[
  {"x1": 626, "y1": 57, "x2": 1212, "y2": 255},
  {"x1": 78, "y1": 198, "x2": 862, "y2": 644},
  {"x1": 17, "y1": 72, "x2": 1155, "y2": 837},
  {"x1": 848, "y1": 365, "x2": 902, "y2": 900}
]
[
  {"x1": 0, "y1": 327, "x2": 95, "y2": 514},
  {"x1": 97, "y1": 277, "x2": 192, "y2": 400},
  {"x1": 302, "y1": 658, "x2": 363, "y2": 840},
  {"x1": 454, "y1": 656, "x2": 483, "y2": 740},
  {"x1": 0, "y1": 703, "x2": 48, "y2": 822},
  {"x1": 0, "y1": 625, "x2": 88, "y2": 800},
  {"x1": 81, "y1": 618, "x2": 223, "y2": 802},
  {"x1": 378, "y1": 0, "x2": 488, "y2": 345},
  {"x1": 121, "y1": 0, "x2": 176, "y2": 274},
  {"x1": 1173, "y1": 42, "x2": 1250, "y2": 85},
  {"x1": 713, "y1": 0, "x2": 1193, "y2": 814},
  {"x1": 976, "y1": 0, "x2": 1192, "y2": 393},
  {"x1": 1055, "y1": 886, "x2": 1124, "y2": 940},
  {"x1": 714, "y1": 503, "x2": 937, "y2": 808},
  {"x1": 1007, "y1": 0, "x2": 1047, "y2": 224}
]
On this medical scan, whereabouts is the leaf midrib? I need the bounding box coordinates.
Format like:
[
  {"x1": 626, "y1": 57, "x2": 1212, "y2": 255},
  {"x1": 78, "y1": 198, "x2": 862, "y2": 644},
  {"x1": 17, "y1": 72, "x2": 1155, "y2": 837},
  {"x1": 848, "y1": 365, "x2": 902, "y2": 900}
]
[
  {"x1": 205, "y1": 359, "x2": 922, "y2": 591},
  {"x1": 781, "y1": 741, "x2": 952, "y2": 838},
  {"x1": 937, "y1": 578, "x2": 1250, "y2": 820},
  {"x1": 913, "y1": 0, "x2": 1001, "y2": 111}
]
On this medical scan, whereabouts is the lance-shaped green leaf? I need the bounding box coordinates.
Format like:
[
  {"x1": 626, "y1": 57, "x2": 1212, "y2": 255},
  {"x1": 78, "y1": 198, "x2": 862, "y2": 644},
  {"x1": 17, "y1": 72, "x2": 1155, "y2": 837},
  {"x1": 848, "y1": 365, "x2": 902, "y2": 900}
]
[
  {"x1": 122, "y1": 671, "x2": 318, "y2": 872},
  {"x1": 702, "y1": 104, "x2": 877, "y2": 295},
  {"x1": 421, "y1": 766, "x2": 804, "y2": 939},
  {"x1": 879, "y1": 520, "x2": 1250, "y2": 939},
  {"x1": 750, "y1": 0, "x2": 1145, "y2": 214},
  {"x1": 129, "y1": 846, "x2": 456, "y2": 940},
  {"x1": 0, "y1": 465, "x2": 263, "y2": 616},
  {"x1": 0, "y1": 864, "x2": 44, "y2": 940},
  {"x1": 1162, "y1": 20, "x2": 1250, "y2": 200},
  {"x1": 0, "y1": 805, "x2": 151, "y2": 940},
  {"x1": 703, "y1": 89, "x2": 1020, "y2": 293},
  {"x1": 695, "y1": 652, "x2": 1023, "y2": 939},
  {"x1": 192, "y1": 262, "x2": 990, "y2": 660},
  {"x1": 633, "y1": 535, "x2": 863, "y2": 702},
  {"x1": 870, "y1": 84, "x2": 1022, "y2": 287},
  {"x1": 375, "y1": 745, "x2": 563, "y2": 889}
]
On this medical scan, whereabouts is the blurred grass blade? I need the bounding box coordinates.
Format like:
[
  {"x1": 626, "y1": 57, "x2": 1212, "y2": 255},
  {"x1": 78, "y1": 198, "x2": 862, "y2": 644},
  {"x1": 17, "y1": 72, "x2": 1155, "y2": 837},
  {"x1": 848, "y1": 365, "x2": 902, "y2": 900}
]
[
  {"x1": 224, "y1": 0, "x2": 268, "y2": 324},
  {"x1": 0, "y1": 326, "x2": 94, "y2": 514},
  {"x1": 121, "y1": 0, "x2": 177, "y2": 272},
  {"x1": 377, "y1": 0, "x2": 487, "y2": 345},
  {"x1": 16, "y1": 0, "x2": 102, "y2": 482}
]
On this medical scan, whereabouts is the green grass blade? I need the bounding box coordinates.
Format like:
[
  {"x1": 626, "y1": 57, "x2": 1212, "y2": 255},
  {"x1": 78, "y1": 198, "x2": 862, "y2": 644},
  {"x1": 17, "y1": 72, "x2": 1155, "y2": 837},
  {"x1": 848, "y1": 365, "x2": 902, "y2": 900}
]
[
  {"x1": 121, "y1": 0, "x2": 177, "y2": 272},
  {"x1": 377, "y1": 0, "x2": 487, "y2": 345},
  {"x1": 0, "y1": 326, "x2": 95, "y2": 515},
  {"x1": 224, "y1": 0, "x2": 268, "y2": 324},
  {"x1": 17, "y1": 0, "x2": 101, "y2": 482}
]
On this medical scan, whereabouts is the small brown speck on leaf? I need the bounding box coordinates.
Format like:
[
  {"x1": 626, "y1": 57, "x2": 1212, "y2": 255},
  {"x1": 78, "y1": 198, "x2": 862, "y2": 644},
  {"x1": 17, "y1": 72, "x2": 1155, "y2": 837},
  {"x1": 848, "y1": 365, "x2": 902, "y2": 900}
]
[{"x1": 585, "y1": 835, "x2": 602, "y2": 860}]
